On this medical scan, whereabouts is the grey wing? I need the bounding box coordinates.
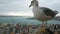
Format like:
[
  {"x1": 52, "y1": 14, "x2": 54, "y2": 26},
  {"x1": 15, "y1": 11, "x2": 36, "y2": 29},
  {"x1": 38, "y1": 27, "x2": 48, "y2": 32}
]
[{"x1": 42, "y1": 7, "x2": 58, "y2": 18}]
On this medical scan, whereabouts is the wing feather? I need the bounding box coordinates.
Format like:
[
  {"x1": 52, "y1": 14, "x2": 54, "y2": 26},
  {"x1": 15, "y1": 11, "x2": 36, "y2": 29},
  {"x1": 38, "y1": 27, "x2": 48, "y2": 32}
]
[{"x1": 41, "y1": 7, "x2": 57, "y2": 17}]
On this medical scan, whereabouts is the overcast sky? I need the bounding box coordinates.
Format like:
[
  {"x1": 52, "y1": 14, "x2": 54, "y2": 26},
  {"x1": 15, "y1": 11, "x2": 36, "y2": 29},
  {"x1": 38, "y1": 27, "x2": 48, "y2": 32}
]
[{"x1": 0, "y1": 0, "x2": 60, "y2": 16}]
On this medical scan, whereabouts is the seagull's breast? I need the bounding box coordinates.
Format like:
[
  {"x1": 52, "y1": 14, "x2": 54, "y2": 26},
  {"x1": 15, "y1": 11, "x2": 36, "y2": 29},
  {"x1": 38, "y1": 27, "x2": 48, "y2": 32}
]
[{"x1": 32, "y1": 7, "x2": 46, "y2": 18}]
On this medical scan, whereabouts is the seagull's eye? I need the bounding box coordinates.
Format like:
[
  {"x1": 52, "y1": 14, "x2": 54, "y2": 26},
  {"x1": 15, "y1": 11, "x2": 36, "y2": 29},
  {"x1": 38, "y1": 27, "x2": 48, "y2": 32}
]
[{"x1": 31, "y1": 1, "x2": 33, "y2": 3}]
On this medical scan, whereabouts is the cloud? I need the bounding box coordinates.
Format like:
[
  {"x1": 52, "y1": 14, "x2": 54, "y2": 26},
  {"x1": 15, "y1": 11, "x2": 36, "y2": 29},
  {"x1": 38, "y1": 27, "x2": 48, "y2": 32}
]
[
  {"x1": 0, "y1": 0, "x2": 60, "y2": 16},
  {"x1": 0, "y1": 0, "x2": 31, "y2": 12},
  {"x1": 47, "y1": 0, "x2": 60, "y2": 16}
]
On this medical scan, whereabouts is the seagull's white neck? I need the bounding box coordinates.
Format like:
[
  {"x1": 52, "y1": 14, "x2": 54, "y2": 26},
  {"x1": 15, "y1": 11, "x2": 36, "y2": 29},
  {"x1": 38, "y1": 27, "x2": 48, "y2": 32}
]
[
  {"x1": 33, "y1": 4, "x2": 39, "y2": 10},
  {"x1": 32, "y1": 4, "x2": 40, "y2": 17},
  {"x1": 33, "y1": 3, "x2": 39, "y2": 7},
  {"x1": 33, "y1": 4, "x2": 39, "y2": 9}
]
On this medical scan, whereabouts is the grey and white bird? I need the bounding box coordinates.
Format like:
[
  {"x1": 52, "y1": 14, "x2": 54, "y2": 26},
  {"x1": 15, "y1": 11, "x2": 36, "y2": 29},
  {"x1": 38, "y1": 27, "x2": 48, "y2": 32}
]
[{"x1": 29, "y1": 0, "x2": 58, "y2": 25}]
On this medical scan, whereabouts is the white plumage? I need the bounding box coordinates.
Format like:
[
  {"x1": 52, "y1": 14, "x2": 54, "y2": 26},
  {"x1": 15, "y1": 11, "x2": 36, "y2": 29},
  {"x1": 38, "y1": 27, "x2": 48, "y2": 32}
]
[
  {"x1": 29, "y1": 0, "x2": 58, "y2": 25},
  {"x1": 33, "y1": 6, "x2": 48, "y2": 21}
]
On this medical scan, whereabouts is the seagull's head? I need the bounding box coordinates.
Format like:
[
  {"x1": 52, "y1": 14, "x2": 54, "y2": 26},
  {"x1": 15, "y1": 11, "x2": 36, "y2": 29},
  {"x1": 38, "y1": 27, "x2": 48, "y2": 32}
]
[{"x1": 29, "y1": 0, "x2": 38, "y2": 7}]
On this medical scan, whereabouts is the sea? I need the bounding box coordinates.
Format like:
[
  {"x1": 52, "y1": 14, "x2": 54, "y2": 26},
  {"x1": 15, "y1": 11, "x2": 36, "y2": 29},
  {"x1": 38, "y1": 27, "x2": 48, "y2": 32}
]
[{"x1": 0, "y1": 16, "x2": 60, "y2": 25}]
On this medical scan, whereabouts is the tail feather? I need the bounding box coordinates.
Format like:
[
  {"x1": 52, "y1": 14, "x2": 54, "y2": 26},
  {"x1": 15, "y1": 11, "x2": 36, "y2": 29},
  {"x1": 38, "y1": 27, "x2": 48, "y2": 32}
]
[
  {"x1": 54, "y1": 11, "x2": 59, "y2": 15},
  {"x1": 52, "y1": 11, "x2": 58, "y2": 18}
]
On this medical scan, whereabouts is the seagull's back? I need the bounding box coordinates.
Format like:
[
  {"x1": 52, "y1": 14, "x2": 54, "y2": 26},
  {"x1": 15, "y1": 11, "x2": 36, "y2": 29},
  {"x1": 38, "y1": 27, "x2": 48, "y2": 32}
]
[{"x1": 40, "y1": 7, "x2": 58, "y2": 18}]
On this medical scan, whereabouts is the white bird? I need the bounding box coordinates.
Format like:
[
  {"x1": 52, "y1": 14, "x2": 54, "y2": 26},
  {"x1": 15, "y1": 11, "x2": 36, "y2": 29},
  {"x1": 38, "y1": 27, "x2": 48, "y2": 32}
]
[{"x1": 29, "y1": 0, "x2": 58, "y2": 26}]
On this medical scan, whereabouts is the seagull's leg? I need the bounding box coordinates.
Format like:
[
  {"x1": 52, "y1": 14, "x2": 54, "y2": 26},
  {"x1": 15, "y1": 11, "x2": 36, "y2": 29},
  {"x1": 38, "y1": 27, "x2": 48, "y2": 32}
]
[
  {"x1": 42, "y1": 21, "x2": 44, "y2": 26},
  {"x1": 45, "y1": 21, "x2": 47, "y2": 25},
  {"x1": 45, "y1": 21, "x2": 47, "y2": 28}
]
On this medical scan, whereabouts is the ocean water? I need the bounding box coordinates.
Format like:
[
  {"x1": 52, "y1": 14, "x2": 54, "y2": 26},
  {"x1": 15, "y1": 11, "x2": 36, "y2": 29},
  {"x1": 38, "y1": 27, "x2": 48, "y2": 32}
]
[{"x1": 0, "y1": 16, "x2": 60, "y2": 25}]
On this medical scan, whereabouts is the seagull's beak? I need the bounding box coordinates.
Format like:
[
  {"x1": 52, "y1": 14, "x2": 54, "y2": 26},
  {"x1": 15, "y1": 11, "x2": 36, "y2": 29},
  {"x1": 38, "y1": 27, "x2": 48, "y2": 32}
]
[{"x1": 29, "y1": 4, "x2": 32, "y2": 7}]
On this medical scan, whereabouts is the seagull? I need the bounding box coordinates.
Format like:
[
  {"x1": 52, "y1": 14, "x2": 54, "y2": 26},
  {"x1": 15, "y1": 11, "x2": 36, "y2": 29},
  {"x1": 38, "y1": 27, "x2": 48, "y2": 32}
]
[{"x1": 29, "y1": 0, "x2": 58, "y2": 26}]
